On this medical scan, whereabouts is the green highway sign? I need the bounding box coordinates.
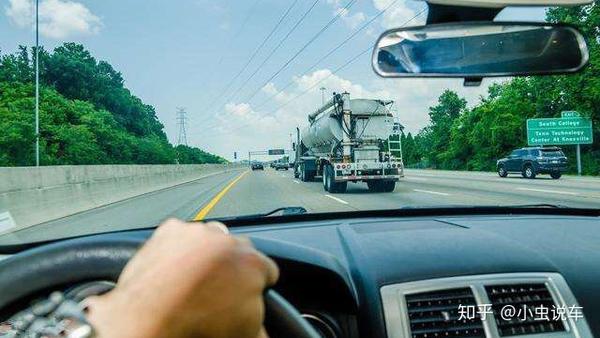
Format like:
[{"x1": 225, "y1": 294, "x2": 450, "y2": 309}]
[
  {"x1": 561, "y1": 111, "x2": 581, "y2": 118},
  {"x1": 527, "y1": 117, "x2": 593, "y2": 145},
  {"x1": 268, "y1": 149, "x2": 285, "y2": 155}
]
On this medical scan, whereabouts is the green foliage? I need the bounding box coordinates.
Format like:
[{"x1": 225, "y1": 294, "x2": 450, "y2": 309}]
[
  {"x1": 0, "y1": 43, "x2": 225, "y2": 166},
  {"x1": 402, "y1": 4, "x2": 599, "y2": 175},
  {"x1": 175, "y1": 145, "x2": 227, "y2": 164}
]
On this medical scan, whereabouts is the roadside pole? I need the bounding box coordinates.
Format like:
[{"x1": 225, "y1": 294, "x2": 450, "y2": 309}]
[
  {"x1": 35, "y1": 0, "x2": 40, "y2": 166},
  {"x1": 576, "y1": 144, "x2": 581, "y2": 176}
]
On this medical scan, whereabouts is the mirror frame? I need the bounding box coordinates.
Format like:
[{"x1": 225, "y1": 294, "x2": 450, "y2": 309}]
[{"x1": 371, "y1": 21, "x2": 590, "y2": 78}]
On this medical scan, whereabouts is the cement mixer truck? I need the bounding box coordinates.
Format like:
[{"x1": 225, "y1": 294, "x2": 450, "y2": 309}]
[{"x1": 293, "y1": 92, "x2": 404, "y2": 193}]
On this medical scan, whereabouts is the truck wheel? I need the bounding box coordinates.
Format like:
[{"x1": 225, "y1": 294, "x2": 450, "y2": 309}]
[
  {"x1": 324, "y1": 165, "x2": 346, "y2": 193},
  {"x1": 522, "y1": 164, "x2": 536, "y2": 179},
  {"x1": 550, "y1": 172, "x2": 562, "y2": 179},
  {"x1": 323, "y1": 167, "x2": 330, "y2": 191}
]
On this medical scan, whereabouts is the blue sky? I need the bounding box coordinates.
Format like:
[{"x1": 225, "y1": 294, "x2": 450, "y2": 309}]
[{"x1": 2, "y1": 0, "x2": 547, "y2": 160}]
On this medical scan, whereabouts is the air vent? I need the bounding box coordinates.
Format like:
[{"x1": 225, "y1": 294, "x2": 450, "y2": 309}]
[
  {"x1": 406, "y1": 288, "x2": 485, "y2": 338},
  {"x1": 486, "y1": 283, "x2": 565, "y2": 336}
]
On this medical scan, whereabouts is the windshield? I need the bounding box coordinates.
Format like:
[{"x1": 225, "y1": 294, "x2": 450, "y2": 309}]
[{"x1": 0, "y1": 1, "x2": 598, "y2": 245}]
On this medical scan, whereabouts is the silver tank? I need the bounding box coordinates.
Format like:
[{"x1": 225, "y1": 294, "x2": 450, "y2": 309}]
[{"x1": 301, "y1": 99, "x2": 394, "y2": 157}]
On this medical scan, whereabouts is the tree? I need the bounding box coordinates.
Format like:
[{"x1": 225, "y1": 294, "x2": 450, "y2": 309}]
[
  {"x1": 420, "y1": 90, "x2": 467, "y2": 168},
  {"x1": 176, "y1": 145, "x2": 227, "y2": 164},
  {"x1": 406, "y1": 3, "x2": 599, "y2": 175},
  {"x1": 0, "y1": 43, "x2": 226, "y2": 166}
]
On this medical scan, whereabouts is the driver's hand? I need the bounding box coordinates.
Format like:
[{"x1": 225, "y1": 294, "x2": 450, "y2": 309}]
[{"x1": 85, "y1": 218, "x2": 279, "y2": 338}]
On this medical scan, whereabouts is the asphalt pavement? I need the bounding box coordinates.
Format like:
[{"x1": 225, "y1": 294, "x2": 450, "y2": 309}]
[
  {"x1": 207, "y1": 168, "x2": 600, "y2": 217},
  {"x1": 4, "y1": 168, "x2": 599, "y2": 244}
]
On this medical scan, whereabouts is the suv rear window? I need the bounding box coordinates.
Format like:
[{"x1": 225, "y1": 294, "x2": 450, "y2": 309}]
[{"x1": 540, "y1": 149, "x2": 565, "y2": 157}]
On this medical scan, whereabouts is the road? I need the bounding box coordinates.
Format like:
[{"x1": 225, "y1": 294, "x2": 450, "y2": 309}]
[{"x1": 5, "y1": 168, "x2": 600, "y2": 243}]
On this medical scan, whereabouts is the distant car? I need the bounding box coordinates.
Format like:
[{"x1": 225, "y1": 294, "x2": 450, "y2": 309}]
[
  {"x1": 497, "y1": 146, "x2": 568, "y2": 179},
  {"x1": 251, "y1": 162, "x2": 264, "y2": 170},
  {"x1": 274, "y1": 162, "x2": 289, "y2": 171},
  {"x1": 269, "y1": 162, "x2": 276, "y2": 168}
]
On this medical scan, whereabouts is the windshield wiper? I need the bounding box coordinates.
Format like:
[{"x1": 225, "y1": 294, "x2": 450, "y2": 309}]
[
  {"x1": 209, "y1": 207, "x2": 307, "y2": 222},
  {"x1": 257, "y1": 207, "x2": 308, "y2": 216},
  {"x1": 508, "y1": 204, "x2": 566, "y2": 209}
]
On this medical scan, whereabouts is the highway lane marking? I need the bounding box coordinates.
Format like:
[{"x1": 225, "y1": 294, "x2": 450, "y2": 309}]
[
  {"x1": 325, "y1": 194, "x2": 349, "y2": 205},
  {"x1": 413, "y1": 189, "x2": 450, "y2": 196},
  {"x1": 405, "y1": 177, "x2": 428, "y2": 181},
  {"x1": 516, "y1": 187, "x2": 579, "y2": 196},
  {"x1": 193, "y1": 171, "x2": 249, "y2": 221}
]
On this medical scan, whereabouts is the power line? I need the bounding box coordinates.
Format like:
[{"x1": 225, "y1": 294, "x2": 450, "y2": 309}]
[
  {"x1": 198, "y1": 0, "x2": 300, "y2": 122},
  {"x1": 196, "y1": 0, "x2": 264, "y2": 104},
  {"x1": 195, "y1": 0, "x2": 360, "y2": 131},
  {"x1": 194, "y1": 0, "x2": 357, "y2": 132},
  {"x1": 193, "y1": 0, "x2": 321, "y2": 130},
  {"x1": 200, "y1": 8, "x2": 427, "y2": 139},
  {"x1": 242, "y1": 0, "x2": 359, "y2": 104},
  {"x1": 201, "y1": 44, "x2": 371, "y2": 139},
  {"x1": 233, "y1": 0, "x2": 264, "y2": 38},
  {"x1": 253, "y1": 0, "x2": 405, "y2": 112},
  {"x1": 222, "y1": 0, "x2": 322, "y2": 106}
]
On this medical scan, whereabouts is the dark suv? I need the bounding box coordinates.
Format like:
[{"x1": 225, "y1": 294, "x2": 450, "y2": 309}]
[
  {"x1": 497, "y1": 147, "x2": 568, "y2": 179},
  {"x1": 250, "y1": 162, "x2": 264, "y2": 171}
]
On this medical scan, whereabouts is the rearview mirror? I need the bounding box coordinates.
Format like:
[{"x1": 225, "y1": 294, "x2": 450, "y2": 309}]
[{"x1": 372, "y1": 22, "x2": 588, "y2": 78}]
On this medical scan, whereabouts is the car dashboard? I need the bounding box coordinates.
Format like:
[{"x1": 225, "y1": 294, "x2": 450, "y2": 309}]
[
  {"x1": 232, "y1": 213, "x2": 600, "y2": 338},
  {"x1": 1, "y1": 212, "x2": 599, "y2": 338}
]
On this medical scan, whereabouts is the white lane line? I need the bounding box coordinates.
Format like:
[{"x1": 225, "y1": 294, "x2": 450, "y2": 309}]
[
  {"x1": 516, "y1": 187, "x2": 579, "y2": 195},
  {"x1": 405, "y1": 177, "x2": 428, "y2": 181},
  {"x1": 293, "y1": 180, "x2": 300, "y2": 184},
  {"x1": 325, "y1": 194, "x2": 349, "y2": 205},
  {"x1": 413, "y1": 189, "x2": 450, "y2": 196}
]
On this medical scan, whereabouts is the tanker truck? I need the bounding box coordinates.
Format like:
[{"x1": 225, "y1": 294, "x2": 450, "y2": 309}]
[{"x1": 293, "y1": 92, "x2": 404, "y2": 193}]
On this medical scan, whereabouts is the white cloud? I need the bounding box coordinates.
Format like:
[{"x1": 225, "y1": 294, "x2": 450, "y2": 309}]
[
  {"x1": 372, "y1": 0, "x2": 426, "y2": 29},
  {"x1": 224, "y1": 102, "x2": 253, "y2": 117},
  {"x1": 327, "y1": 0, "x2": 366, "y2": 29},
  {"x1": 293, "y1": 69, "x2": 390, "y2": 99},
  {"x1": 262, "y1": 82, "x2": 293, "y2": 103},
  {"x1": 342, "y1": 11, "x2": 366, "y2": 29},
  {"x1": 5, "y1": 0, "x2": 31, "y2": 28},
  {"x1": 5, "y1": 0, "x2": 102, "y2": 39}
]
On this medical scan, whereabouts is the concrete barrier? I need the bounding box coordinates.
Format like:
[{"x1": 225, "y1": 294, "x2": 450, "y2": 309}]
[{"x1": 0, "y1": 164, "x2": 243, "y2": 232}]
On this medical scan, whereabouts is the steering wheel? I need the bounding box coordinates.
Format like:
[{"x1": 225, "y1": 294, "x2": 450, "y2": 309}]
[{"x1": 0, "y1": 235, "x2": 320, "y2": 338}]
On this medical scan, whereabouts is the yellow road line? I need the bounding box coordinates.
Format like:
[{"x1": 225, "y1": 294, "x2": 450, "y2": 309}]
[{"x1": 193, "y1": 171, "x2": 249, "y2": 221}]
